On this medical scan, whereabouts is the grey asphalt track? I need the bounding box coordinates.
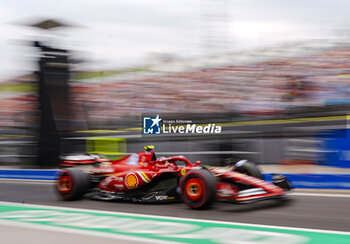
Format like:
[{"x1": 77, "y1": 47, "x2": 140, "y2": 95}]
[{"x1": 0, "y1": 181, "x2": 349, "y2": 232}]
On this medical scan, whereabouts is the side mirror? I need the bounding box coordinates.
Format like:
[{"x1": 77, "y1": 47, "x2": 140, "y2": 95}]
[{"x1": 194, "y1": 161, "x2": 201, "y2": 166}]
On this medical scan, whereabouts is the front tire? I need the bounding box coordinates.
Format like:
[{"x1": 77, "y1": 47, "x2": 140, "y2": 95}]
[
  {"x1": 235, "y1": 160, "x2": 263, "y2": 180},
  {"x1": 179, "y1": 169, "x2": 216, "y2": 209},
  {"x1": 56, "y1": 168, "x2": 90, "y2": 200}
]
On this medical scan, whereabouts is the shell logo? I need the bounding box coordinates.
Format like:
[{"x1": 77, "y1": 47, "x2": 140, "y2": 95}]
[{"x1": 125, "y1": 173, "x2": 138, "y2": 188}]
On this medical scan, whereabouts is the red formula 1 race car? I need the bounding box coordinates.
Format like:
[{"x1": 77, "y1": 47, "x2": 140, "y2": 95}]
[{"x1": 56, "y1": 146, "x2": 292, "y2": 209}]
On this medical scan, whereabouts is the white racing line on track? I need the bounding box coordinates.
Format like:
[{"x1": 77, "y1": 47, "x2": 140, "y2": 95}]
[
  {"x1": 291, "y1": 192, "x2": 350, "y2": 198},
  {"x1": 0, "y1": 179, "x2": 54, "y2": 184}
]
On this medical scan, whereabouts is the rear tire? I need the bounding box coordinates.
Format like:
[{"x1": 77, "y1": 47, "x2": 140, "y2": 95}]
[
  {"x1": 179, "y1": 169, "x2": 216, "y2": 209},
  {"x1": 56, "y1": 168, "x2": 90, "y2": 200},
  {"x1": 235, "y1": 161, "x2": 263, "y2": 180}
]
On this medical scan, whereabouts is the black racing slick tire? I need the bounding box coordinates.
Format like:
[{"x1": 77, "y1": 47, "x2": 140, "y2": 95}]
[
  {"x1": 235, "y1": 161, "x2": 263, "y2": 180},
  {"x1": 56, "y1": 168, "x2": 90, "y2": 201},
  {"x1": 179, "y1": 169, "x2": 216, "y2": 210}
]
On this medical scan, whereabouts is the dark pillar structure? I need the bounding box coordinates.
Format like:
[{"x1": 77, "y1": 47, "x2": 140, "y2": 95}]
[{"x1": 35, "y1": 41, "x2": 71, "y2": 168}]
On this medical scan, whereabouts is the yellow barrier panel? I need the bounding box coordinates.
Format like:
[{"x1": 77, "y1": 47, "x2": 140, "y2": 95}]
[{"x1": 86, "y1": 137, "x2": 127, "y2": 159}]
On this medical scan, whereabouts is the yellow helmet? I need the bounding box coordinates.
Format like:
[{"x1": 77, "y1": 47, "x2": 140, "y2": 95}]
[{"x1": 144, "y1": 145, "x2": 155, "y2": 151}]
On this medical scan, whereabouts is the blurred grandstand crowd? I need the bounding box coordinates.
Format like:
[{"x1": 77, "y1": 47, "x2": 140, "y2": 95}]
[
  {"x1": 74, "y1": 43, "x2": 350, "y2": 126},
  {"x1": 1, "y1": 41, "x2": 350, "y2": 132},
  {"x1": 0, "y1": 77, "x2": 36, "y2": 133}
]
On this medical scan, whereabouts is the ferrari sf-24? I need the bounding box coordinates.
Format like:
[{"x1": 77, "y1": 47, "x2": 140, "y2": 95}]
[{"x1": 56, "y1": 146, "x2": 292, "y2": 209}]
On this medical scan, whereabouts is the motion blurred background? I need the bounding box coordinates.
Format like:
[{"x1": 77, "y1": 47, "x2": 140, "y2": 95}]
[{"x1": 1, "y1": 0, "x2": 350, "y2": 170}]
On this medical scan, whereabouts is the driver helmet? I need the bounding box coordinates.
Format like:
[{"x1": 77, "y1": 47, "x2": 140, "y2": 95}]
[
  {"x1": 144, "y1": 145, "x2": 156, "y2": 161},
  {"x1": 144, "y1": 145, "x2": 155, "y2": 152}
]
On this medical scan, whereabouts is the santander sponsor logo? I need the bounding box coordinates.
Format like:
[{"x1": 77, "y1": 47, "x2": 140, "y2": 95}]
[
  {"x1": 248, "y1": 177, "x2": 280, "y2": 191},
  {"x1": 229, "y1": 171, "x2": 280, "y2": 191}
]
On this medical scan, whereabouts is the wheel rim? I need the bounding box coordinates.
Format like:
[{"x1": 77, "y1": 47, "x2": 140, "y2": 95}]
[
  {"x1": 185, "y1": 178, "x2": 204, "y2": 201},
  {"x1": 57, "y1": 172, "x2": 72, "y2": 193}
]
